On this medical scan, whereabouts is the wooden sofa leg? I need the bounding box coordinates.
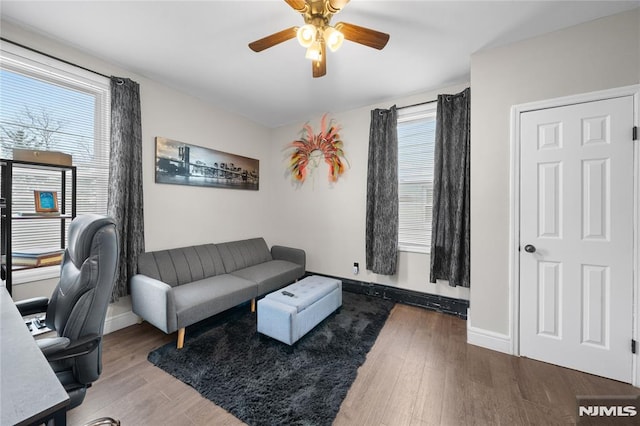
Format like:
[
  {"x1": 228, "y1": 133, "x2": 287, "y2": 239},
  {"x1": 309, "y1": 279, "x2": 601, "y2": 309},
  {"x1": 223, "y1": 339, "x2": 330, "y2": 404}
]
[
  {"x1": 251, "y1": 298, "x2": 256, "y2": 313},
  {"x1": 177, "y1": 328, "x2": 185, "y2": 349}
]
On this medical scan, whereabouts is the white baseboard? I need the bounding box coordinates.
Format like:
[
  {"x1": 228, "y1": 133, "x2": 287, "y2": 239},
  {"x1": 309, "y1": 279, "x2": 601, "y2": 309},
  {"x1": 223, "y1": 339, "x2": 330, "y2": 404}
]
[
  {"x1": 104, "y1": 310, "x2": 139, "y2": 335},
  {"x1": 467, "y1": 323, "x2": 513, "y2": 355}
]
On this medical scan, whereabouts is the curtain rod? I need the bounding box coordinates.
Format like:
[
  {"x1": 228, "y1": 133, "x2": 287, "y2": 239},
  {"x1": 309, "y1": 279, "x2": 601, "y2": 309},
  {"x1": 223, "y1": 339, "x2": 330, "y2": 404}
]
[
  {"x1": 397, "y1": 99, "x2": 437, "y2": 110},
  {"x1": 1, "y1": 37, "x2": 111, "y2": 79}
]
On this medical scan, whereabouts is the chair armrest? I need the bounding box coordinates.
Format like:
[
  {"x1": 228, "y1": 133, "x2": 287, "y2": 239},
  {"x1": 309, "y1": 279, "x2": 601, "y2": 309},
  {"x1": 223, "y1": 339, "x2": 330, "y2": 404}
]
[
  {"x1": 15, "y1": 296, "x2": 49, "y2": 316},
  {"x1": 37, "y1": 334, "x2": 101, "y2": 361},
  {"x1": 130, "y1": 274, "x2": 177, "y2": 333},
  {"x1": 37, "y1": 336, "x2": 71, "y2": 358},
  {"x1": 271, "y1": 246, "x2": 306, "y2": 269}
]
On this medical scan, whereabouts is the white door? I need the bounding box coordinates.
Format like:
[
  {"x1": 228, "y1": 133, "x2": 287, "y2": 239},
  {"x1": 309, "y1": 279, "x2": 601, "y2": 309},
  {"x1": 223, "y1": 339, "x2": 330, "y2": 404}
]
[{"x1": 519, "y1": 95, "x2": 635, "y2": 383}]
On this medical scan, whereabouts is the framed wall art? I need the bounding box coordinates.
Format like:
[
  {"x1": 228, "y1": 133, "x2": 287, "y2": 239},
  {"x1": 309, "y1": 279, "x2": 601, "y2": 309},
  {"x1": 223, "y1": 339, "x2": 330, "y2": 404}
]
[{"x1": 155, "y1": 137, "x2": 259, "y2": 190}]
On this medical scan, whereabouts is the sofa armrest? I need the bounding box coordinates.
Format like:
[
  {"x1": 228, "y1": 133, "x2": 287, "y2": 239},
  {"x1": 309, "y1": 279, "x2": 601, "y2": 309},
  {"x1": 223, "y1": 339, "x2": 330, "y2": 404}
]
[
  {"x1": 271, "y1": 245, "x2": 306, "y2": 269},
  {"x1": 130, "y1": 274, "x2": 177, "y2": 333}
]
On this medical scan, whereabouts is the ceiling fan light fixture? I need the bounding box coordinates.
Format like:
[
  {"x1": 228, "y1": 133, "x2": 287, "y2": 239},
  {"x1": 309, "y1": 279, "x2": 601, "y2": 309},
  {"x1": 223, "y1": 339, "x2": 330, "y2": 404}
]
[
  {"x1": 305, "y1": 41, "x2": 323, "y2": 61},
  {"x1": 296, "y1": 24, "x2": 317, "y2": 48},
  {"x1": 248, "y1": 0, "x2": 389, "y2": 77},
  {"x1": 323, "y1": 26, "x2": 344, "y2": 52}
]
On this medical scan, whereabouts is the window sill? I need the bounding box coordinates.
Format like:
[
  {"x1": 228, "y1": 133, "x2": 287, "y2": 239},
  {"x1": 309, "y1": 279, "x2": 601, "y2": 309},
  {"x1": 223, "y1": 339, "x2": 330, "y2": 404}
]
[{"x1": 12, "y1": 265, "x2": 60, "y2": 285}]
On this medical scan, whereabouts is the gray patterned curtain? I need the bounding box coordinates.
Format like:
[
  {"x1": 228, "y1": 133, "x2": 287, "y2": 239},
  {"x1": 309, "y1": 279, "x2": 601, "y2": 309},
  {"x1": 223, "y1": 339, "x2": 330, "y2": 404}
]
[
  {"x1": 108, "y1": 77, "x2": 145, "y2": 301},
  {"x1": 430, "y1": 88, "x2": 470, "y2": 287},
  {"x1": 366, "y1": 106, "x2": 398, "y2": 275}
]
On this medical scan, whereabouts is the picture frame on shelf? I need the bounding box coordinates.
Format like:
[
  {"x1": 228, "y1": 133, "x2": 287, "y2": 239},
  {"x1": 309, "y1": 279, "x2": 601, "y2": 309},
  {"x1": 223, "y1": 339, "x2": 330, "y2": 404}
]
[{"x1": 34, "y1": 190, "x2": 59, "y2": 213}]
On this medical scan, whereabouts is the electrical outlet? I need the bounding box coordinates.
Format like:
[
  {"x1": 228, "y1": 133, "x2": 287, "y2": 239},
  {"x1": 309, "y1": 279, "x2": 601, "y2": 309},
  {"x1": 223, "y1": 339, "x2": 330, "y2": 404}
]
[{"x1": 353, "y1": 262, "x2": 359, "y2": 275}]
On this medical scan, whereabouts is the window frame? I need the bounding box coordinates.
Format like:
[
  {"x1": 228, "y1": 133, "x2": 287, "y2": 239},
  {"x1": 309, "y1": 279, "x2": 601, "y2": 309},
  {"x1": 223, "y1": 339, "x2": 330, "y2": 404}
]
[
  {"x1": 397, "y1": 102, "x2": 437, "y2": 254},
  {"x1": 0, "y1": 41, "x2": 110, "y2": 284}
]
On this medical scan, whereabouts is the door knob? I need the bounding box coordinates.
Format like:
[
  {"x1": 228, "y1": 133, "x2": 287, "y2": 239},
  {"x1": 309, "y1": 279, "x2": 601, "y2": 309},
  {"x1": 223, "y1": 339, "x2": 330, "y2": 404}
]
[{"x1": 524, "y1": 244, "x2": 536, "y2": 253}]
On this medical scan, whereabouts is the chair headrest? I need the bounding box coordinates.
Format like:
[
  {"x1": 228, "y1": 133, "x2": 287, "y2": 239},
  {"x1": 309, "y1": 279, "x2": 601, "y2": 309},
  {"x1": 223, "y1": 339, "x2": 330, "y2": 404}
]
[{"x1": 68, "y1": 214, "x2": 117, "y2": 268}]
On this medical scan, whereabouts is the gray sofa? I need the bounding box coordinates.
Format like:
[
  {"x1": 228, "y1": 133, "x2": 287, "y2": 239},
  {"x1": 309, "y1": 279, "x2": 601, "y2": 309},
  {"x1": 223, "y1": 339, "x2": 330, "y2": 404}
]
[{"x1": 130, "y1": 237, "x2": 305, "y2": 348}]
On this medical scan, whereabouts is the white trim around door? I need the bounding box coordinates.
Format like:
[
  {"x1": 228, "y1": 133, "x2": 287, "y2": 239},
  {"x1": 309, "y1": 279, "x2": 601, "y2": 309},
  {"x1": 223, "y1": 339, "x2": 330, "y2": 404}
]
[{"x1": 508, "y1": 84, "x2": 640, "y2": 386}]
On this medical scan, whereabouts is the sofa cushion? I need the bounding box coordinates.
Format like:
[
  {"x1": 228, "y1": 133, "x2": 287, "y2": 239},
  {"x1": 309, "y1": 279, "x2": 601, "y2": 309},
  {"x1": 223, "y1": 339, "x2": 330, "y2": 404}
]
[
  {"x1": 172, "y1": 274, "x2": 257, "y2": 329},
  {"x1": 217, "y1": 238, "x2": 272, "y2": 273},
  {"x1": 137, "y1": 244, "x2": 225, "y2": 287},
  {"x1": 230, "y1": 260, "x2": 304, "y2": 295}
]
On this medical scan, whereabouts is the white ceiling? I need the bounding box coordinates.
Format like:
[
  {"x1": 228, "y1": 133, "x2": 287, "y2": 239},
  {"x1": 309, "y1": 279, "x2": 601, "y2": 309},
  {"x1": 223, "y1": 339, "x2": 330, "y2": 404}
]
[{"x1": 1, "y1": 1, "x2": 639, "y2": 128}]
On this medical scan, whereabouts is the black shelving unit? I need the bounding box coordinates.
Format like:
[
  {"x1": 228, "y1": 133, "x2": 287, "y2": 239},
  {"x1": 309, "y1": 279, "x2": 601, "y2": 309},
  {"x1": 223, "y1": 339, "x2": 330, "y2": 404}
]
[{"x1": 0, "y1": 159, "x2": 76, "y2": 295}]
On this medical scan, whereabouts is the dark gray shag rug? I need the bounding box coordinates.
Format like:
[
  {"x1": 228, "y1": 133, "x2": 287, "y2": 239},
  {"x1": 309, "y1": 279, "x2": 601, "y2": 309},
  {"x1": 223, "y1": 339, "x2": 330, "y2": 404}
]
[{"x1": 147, "y1": 291, "x2": 394, "y2": 426}]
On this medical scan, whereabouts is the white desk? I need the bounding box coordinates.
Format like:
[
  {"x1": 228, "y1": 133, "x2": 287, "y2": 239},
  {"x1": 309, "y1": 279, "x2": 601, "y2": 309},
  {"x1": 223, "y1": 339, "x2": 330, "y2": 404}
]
[{"x1": 0, "y1": 287, "x2": 69, "y2": 425}]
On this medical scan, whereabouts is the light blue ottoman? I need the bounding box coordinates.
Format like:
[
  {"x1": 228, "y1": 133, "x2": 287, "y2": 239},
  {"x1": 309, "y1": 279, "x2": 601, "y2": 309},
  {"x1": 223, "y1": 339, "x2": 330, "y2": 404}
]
[{"x1": 257, "y1": 275, "x2": 342, "y2": 345}]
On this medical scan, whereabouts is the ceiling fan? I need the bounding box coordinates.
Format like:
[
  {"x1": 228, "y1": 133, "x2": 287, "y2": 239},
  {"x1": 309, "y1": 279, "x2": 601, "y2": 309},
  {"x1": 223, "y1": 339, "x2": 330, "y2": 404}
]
[{"x1": 248, "y1": 0, "x2": 390, "y2": 78}]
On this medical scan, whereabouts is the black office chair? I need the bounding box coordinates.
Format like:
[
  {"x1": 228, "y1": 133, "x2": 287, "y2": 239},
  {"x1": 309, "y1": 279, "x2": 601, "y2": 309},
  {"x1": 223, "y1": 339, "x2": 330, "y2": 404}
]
[{"x1": 16, "y1": 214, "x2": 119, "y2": 410}]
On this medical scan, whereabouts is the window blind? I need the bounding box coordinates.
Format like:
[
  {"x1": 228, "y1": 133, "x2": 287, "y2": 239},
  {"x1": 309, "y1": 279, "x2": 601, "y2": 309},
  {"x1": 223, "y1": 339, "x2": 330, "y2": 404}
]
[
  {"x1": 397, "y1": 104, "x2": 436, "y2": 253},
  {"x1": 0, "y1": 42, "x2": 110, "y2": 277}
]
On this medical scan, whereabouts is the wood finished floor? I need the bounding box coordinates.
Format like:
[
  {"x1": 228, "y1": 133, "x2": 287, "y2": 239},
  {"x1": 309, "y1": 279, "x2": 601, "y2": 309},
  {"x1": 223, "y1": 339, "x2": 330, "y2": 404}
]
[{"x1": 68, "y1": 303, "x2": 640, "y2": 425}]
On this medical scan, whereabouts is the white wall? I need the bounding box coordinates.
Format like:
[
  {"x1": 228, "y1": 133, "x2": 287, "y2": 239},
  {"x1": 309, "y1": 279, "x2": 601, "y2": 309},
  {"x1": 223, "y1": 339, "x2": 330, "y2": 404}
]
[
  {"x1": 9, "y1": 8, "x2": 638, "y2": 336},
  {"x1": 3, "y1": 19, "x2": 471, "y2": 309},
  {"x1": 267, "y1": 83, "x2": 470, "y2": 301},
  {"x1": 1, "y1": 21, "x2": 272, "y2": 310},
  {"x1": 139, "y1": 80, "x2": 272, "y2": 251},
  {"x1": 469, "y1": 9, "x2": 640, "y2": 339}
]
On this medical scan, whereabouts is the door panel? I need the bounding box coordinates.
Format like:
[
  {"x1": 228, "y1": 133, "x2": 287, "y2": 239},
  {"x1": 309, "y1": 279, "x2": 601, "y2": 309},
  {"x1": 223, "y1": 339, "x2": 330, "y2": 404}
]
[
  {"x1": 538, "y1": 162, "x2": 562, "y2": 238},
  {"x1": 519, "y1": 96, "x2": 634, "y2": 383},
  {"x1": 537, "y1": 260, "x2": 561, "y2": 337},
  {"x1": 581, "y1": 264, "x2": 608, "y2": 347},
  {"x1": 582, "y1": 159, "x2": 609, "y2": 240}
]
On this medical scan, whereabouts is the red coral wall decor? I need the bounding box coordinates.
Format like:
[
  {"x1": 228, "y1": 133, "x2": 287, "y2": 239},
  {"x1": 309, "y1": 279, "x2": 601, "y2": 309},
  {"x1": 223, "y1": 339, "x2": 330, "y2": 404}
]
[{"x1": 287, "y1": 113, "x2": 349, "y2": 184}]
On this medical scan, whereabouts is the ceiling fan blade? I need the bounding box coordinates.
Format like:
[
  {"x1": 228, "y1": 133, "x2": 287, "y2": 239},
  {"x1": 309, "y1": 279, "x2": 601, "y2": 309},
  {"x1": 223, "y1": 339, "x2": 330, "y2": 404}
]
[
  {"x1": 335, "y1": 22, "x2": 389, "y2": 50},
  {"x1": 284, "y1": 0, "x2": 307, "y2": 12},
  {"x1": 327, "y1": 0, "x2": 350, "y2": 13},
  {"x1": 312, "y1": 42, "x2": 327, "y2": 78},
  {"x1": 248, "y1": 27, "x2": 297, "y2": 52}
]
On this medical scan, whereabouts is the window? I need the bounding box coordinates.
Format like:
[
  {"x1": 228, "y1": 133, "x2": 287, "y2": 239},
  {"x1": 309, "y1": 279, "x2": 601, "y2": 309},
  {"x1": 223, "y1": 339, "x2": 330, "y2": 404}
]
[
  {"x1": 397, "y1": 103, "x2": 436, "y2": 253},
  {"x1": 0, "y1": 42, "x2": 110, "y2": 282}
]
